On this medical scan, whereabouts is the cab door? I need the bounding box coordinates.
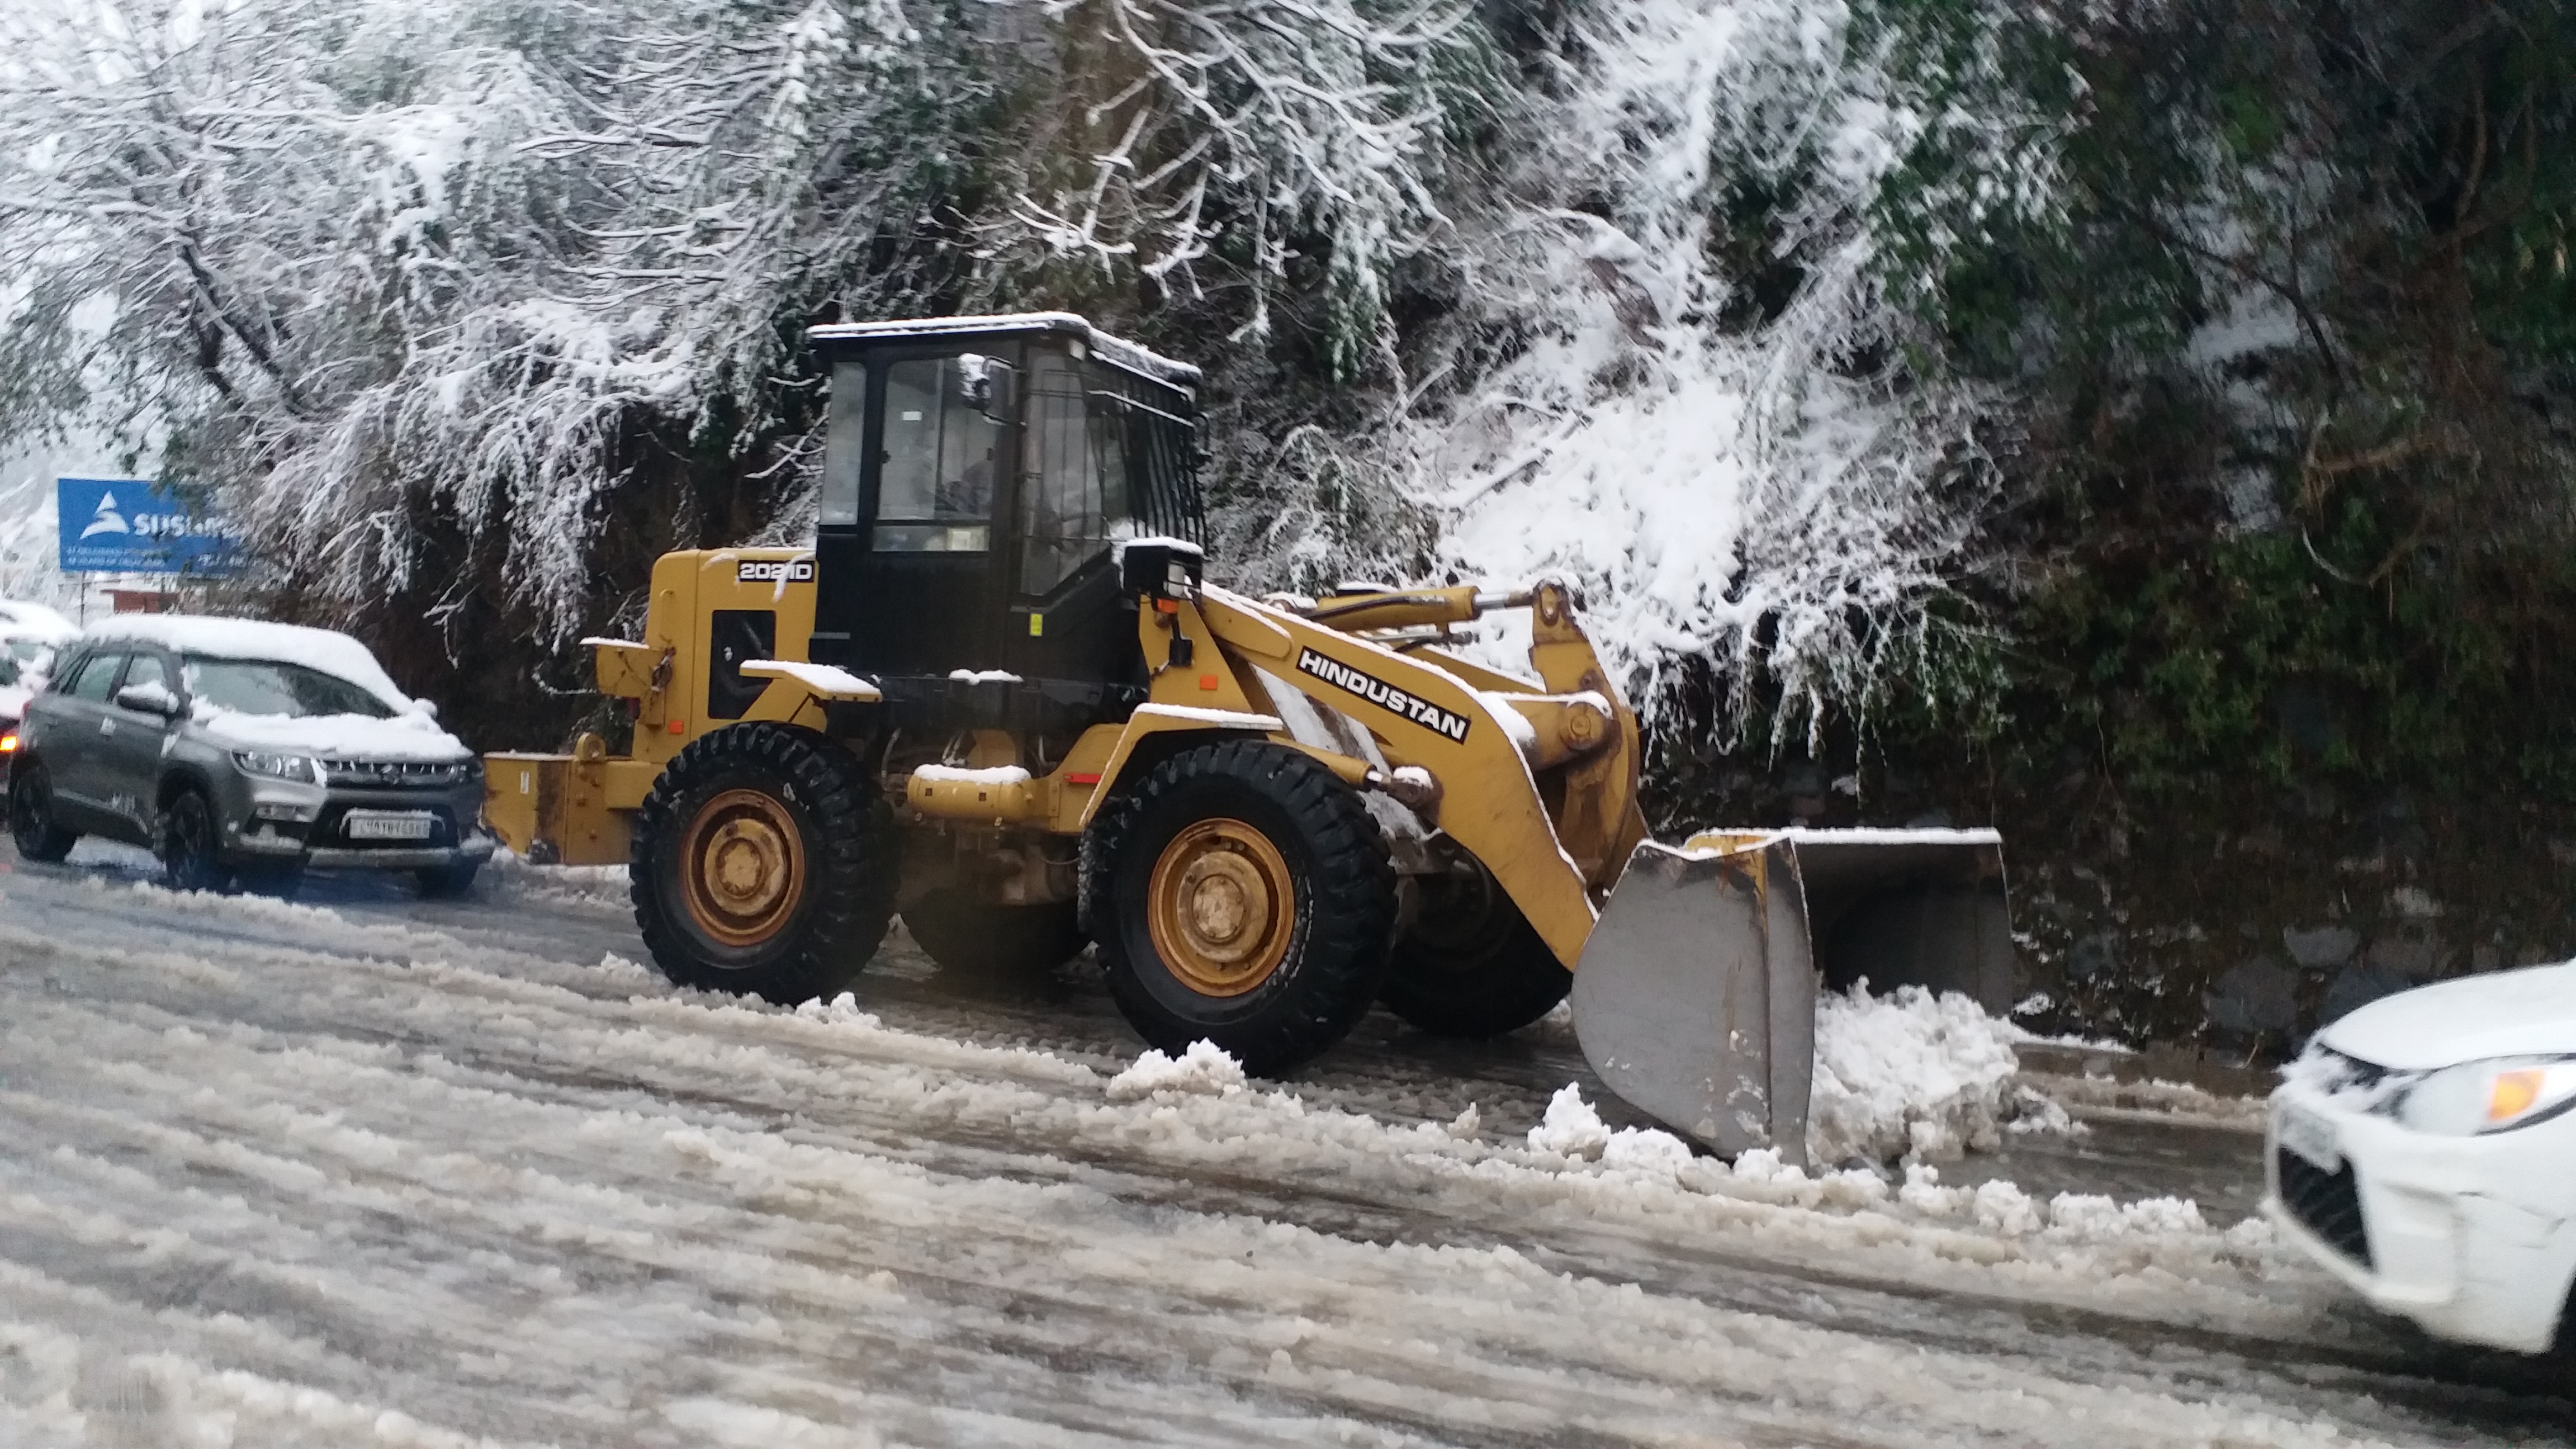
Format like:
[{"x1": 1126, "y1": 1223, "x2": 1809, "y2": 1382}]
[
  {"x1": 823, "y1": 351, "x2": 1019, "y2": 678},
  {"x1": 1005, "y1": 349, "x2": 1139, "y2": 688}
]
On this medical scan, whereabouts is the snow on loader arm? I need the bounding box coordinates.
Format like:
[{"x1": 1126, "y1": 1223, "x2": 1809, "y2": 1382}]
[{"x1": 1571, "y1": 828, "x2": 2010, "y2": 1167}]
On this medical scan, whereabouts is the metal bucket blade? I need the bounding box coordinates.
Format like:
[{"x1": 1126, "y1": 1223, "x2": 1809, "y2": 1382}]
[
  {"x1": 1570, "y1": 839, "x2": 1818, "y2": 1164},
  {"x1": 1741, "y1": 829, "x2": 2011, "y2": 1012}
]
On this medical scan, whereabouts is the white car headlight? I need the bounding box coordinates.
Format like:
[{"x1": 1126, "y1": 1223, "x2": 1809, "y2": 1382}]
[
  {"x1": 2394, "y1": 1056, "x2": 2576, "y2": 1135},
  {"x1": 234, "y1": 750, "x2": 323, "y2": 784}
]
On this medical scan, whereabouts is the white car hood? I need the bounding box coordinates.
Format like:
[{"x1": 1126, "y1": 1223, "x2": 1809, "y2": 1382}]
[{"x1": 2320, "y1": 959, "x2": 2576, "y2": 1071}]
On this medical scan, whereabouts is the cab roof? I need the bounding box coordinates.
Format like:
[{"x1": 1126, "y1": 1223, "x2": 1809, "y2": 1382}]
[{"x1": 805, "y1": 312, "x2": 1201, "y2": 392}]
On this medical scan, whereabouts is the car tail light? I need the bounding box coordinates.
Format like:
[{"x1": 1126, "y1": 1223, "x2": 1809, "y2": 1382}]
[{"x1": 0, "y1": 732, "x2": 18, "y2": 754}]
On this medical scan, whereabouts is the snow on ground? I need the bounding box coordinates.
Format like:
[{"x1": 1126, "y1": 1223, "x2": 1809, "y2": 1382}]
[
  {"x1": 0, "y1": 856, "x2": 2564, "y2": 1446},
  {"x1": 481, "y1": 849, "x2": 633, "y2": 910},
  {"x1": 2017, "y1": 1069, "x2": 2274, "y2": 1135}
]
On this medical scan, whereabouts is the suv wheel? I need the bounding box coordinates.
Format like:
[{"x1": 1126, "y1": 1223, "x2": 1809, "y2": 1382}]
[
  {"x1": 8, "y1": 759, "x2": 78, "y2": 863},
  {"x1": 158, "y1": 789, "x2": 229, "y2": 893}
]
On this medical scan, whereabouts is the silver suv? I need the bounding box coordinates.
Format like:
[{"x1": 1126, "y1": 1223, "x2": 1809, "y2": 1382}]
[{"x1": 6, "y1": 616, "x2": 493, "y2": 896}]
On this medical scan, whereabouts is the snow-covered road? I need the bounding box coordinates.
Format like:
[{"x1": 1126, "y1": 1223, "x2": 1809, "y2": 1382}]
[{"x1": 0, "y1": 846, "x2": 2566, "y2": 1448}]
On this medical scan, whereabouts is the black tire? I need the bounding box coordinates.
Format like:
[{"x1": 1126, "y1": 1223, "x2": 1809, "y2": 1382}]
[
  {"x1": 158, "y1": 789, "x2": 228, "y2": 893},
  {"x1": 8, "y1": 759, "x2": 77, "y2": 862},
  {"x1": 631, "y1": 721, "x2": 896, "y2": 1003},
  {"x1": 416, "y1": 860, "x2": 480, "y2": 899},
  {"x1": 903, "y1": 887, "x2": 1087, "y2": 977},
  {"x1": 1381, "y1": 859, "x2": 1571, "y2": 1039},
  {"x1": 1083, "y1": 739, "x2": 1396, "y2": 1075}
]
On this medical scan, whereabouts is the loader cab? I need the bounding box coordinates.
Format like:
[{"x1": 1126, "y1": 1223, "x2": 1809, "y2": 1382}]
[{"x1": 806, "y1": 313, "x2": 1204, "y2": 731}]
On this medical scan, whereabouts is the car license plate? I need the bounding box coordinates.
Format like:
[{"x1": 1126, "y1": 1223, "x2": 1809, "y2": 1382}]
[
  {"x1": 2277, "y1": 1102, "x2": 2341, "y2": 1172},
  {"x1": 345, "y1": 811, "x2": 435, "y2": 842}
]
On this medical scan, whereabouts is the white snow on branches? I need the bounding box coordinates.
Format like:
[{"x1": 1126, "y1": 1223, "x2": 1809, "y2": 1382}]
[
  {"x1": 0, "y1": 0, "x2": 939, "y2": 641},
  {"x1": 990, "y1": 0, "x2": 1486, "y2": 377},
  {"x1": 1407, "y1": 0, "x2": 2065, "y2": 740}
]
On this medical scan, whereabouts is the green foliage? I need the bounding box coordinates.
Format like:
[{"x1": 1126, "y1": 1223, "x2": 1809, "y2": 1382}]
[
  {"x1": 1988, "y1": 507, "x2": 2576, "y2": 801},
  {"x1": 1836, "y1": 0, "x2": 2576, "y2": 813}
]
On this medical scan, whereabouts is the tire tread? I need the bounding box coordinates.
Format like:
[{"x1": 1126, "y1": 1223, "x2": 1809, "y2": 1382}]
[
  {"x1": 1084, "y1": 738, "x2": 1395, "y2": 1074},
  {"x1": 630, "y1": 722, "x2": 894, "y2": 1003}
]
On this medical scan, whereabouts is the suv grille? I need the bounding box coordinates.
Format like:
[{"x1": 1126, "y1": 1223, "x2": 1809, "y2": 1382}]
[
  {"x1": 2277, "y1": 1148, "x2": 2374, "y2": 1269},
  {"x1": 322, "y1": 758, "x2": 473, "y2": 788}
]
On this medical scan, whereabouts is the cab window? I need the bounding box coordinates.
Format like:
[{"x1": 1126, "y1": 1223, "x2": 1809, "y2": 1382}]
[
  {"x1": 1018, "y1": 352, "x2": 1133, "y2": 596},
  {"x1": 876, "y1": 356, "x2": 1005, "y2": 553}
]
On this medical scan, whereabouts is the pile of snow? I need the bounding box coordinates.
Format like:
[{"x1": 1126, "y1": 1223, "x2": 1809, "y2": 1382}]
[
  {"x1": 1528, "y1": 987, "x2": 2066, "y2": 1170},
  {"x1": 1895, "y1": 1165, "x2": 2247, "y2": 1247},
  {"x1": 1106, "y1": 1040, "x2": 1248, "y2": 1102},
  {"x1": 793, "y1": 989, "x2": 883, "y2": 1030},
  {"x1": 484, "y1": 850, "x2": 633, "y2": 909},
  {"x1": 1527, "y1": 1085, "x2": 1701, "y2": 1174},
  {"x1": 1808, "y1": 984, "x2": 2034, "y2": 1165},
  {"x1": 1527, "y1": 1082, "x2": 1614, "y2": 1158}
]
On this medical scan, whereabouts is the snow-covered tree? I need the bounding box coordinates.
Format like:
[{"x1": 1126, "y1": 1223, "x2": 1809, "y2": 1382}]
[
  {"x1": 0, "y1": 0, "x2": 2045, "y2": 748},
  {"x1": 0, "y1": 0, "x2": 960, "y2": 641},
  {"x1": 1387, "y1": 0, "x2": 2064, "y2": 744}
]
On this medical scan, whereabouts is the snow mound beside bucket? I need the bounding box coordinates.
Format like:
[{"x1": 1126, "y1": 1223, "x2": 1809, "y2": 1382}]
[{"x1": 1808, "y1": 985, "x2": 2033, "y2": 1166}]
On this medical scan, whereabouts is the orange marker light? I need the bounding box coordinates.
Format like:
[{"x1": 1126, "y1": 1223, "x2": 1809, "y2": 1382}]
[
  {"x1": 667, "y1": 719, "x2": 686, "y2": 735},
  {"x1": 1198, "y1": 674, "x2": 1220, "y2": 691},
  {"x1": 2489, "y1": 1069, "x2": 2546, "y2": 1123},
  {"x1": 1154, "y1": 599, "x2": 1180, "y2": 615},
  {"x1": 0, "y1": 733, "x2": 17, "y2": 753}
]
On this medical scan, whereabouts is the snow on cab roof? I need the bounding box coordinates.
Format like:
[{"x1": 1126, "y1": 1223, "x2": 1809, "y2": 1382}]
[
  {"x1": 804, "y1": 312, "x2": 1201, "y2": 391},
  {"x1": 81, "y1": 614, "x2": 413, "y2": 709}
]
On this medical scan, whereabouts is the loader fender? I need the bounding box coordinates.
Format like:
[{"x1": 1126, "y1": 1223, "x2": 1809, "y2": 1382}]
[{"x1": 1076, "y1": 703, "x2": 1284, "y2": 830}]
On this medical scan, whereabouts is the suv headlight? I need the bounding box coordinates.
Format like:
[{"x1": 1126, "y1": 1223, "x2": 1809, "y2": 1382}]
[
  {"x1": 234, "y1": 750, "x2": 323, "y2": 784},
  {"x1": 2395, "y1": 1056, "x2": 2576, "y2": 1135}
]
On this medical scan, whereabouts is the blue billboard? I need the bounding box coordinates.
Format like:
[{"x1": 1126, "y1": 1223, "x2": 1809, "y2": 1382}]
[{"x1": 56, "y1": 478, "x2": 245, "y2": 576}]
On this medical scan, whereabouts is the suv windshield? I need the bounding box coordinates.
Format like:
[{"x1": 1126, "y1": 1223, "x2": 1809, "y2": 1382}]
[{"x1": 184, "y1": 656, "x2": 394, "y2": 719}]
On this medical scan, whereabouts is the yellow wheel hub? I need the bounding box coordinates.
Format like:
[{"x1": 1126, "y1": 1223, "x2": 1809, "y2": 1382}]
[
  {"x1": 679, "y1": 788, "x2": 806, "y2": 947},
  {"x1": 1148, "y1": 818, "x2": 1295, "y2": 997}
]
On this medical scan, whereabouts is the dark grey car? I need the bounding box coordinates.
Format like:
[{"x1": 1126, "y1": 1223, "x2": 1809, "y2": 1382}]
[{"x1": 6, "y1": 636, "x2": 493, "y2": 896}]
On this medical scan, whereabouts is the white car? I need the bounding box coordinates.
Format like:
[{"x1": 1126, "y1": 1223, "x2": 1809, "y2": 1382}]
[{"x1": 2267, "y1": 960, "x2": 2576, "y2": 1355}]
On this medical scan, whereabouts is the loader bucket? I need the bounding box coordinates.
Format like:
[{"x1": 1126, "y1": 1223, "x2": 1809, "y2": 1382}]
[{"x1": 1570, "y1": 828, "x2": 2010, "y2": 1166}]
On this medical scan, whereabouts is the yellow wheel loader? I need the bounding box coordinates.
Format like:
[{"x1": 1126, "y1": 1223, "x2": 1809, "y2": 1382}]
[{"x1": 485, "y1": 312, "x2": 2012, "y2": 1164}]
